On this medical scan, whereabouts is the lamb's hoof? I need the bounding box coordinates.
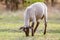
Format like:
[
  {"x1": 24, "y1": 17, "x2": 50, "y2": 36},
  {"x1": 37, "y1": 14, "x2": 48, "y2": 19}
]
[
  {"x1": 32, "y1": 34, "x2": 34, "y2": 36},
  {"x1": 44, "y1": 32, "x2": 46, "y2": 35}
]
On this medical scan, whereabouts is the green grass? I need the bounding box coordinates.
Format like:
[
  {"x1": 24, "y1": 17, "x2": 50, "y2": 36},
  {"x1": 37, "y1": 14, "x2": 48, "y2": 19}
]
[
  {"x1": 0, "y1": 21, "x2": 60, "y2": 40},
  {"x1": 0, "y1": 10, "x2": 60, "y2": 40}
]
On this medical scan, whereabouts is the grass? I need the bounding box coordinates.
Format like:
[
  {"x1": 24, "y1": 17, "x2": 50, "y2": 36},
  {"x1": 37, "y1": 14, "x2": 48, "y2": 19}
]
[{"x1": 0, "y1": 10, "x2": 60, "y2": 40}]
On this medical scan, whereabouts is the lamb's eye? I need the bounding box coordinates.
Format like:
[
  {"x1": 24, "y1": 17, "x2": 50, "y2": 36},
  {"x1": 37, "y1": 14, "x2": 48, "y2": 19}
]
[
  {"x1": 23, "y1": 28, "x2": 27, "y2": 32},
  {"x1": 24, "y1": 29, "x2": 27, "y2": 31}
]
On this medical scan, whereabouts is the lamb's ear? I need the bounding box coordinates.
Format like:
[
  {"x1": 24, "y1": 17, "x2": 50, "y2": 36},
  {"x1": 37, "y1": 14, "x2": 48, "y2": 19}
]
[{"x1": 19, "y1": 26, "x2": 24, "y2": 30}]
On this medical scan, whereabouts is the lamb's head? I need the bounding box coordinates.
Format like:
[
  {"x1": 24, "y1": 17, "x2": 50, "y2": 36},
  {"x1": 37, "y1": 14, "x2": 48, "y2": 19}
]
[{"x1": 19, "y1": 26, "x2": 32, "y2": 36}]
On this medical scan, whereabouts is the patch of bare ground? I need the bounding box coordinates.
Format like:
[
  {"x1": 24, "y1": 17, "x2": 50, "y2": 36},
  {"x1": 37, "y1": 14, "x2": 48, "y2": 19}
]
[
  {"x1": 48, "y1": 3, "x2": 60, "y2": 14},
  {"x1": 0, "y1": 3, "x2": 6, "y2": 11}
]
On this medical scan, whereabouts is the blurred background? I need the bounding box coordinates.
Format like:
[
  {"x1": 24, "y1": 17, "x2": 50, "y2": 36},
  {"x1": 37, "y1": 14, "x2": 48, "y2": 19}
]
[{"x1": 0, "y1": 0, "x2": 60, "y2": 40}]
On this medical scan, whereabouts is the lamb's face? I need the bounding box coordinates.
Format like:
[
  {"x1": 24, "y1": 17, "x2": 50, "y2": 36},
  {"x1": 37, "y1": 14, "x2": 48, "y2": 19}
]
[{"x1": 20, "y1": 26, "x2": 32, "y2": 36}]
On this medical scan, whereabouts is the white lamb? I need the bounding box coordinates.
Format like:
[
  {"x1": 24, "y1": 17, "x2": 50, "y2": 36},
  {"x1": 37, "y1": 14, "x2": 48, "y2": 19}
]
[{"x1": 20, "y1": 2, "x2": 47, "y2": 37}]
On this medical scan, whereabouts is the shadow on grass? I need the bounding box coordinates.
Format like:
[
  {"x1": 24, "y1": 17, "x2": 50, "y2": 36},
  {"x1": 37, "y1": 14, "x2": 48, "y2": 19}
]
[
  {"x1": 47, "y1": 30, "x2": 60, "y2": 33},
  {"x1": 37, "y1": 29, "x2": 60, "y2": 34},
  {"x1": 0, "y1": 29, "x2": 60, "y2": 33},
  {"x1": 0, "y1": 29, "x2": 22, "y2": 33}
]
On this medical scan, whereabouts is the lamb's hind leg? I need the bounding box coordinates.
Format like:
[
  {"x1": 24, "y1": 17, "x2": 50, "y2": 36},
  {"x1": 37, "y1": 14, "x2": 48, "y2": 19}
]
[
  {"x1": 33, "y1": 14, "x2": 44, "y2": 34},
  {"x1": 44, "y1": 16, "x2": 47, "y2": 35}
]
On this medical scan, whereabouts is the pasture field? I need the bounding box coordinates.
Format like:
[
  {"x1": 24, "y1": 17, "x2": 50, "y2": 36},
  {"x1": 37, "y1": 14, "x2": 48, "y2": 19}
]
[{"x1": 0, "y1": 10, "x2": 60, "y2": 40}]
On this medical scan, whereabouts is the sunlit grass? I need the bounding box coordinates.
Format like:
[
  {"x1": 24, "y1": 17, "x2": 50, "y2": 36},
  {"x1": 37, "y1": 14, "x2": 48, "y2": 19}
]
[
  {"x1": 0, "y1": 11, "x2": 60, "y2": 40},
  {"x1": 0, "y1": 19, "x2": 60, "y2": 40}
]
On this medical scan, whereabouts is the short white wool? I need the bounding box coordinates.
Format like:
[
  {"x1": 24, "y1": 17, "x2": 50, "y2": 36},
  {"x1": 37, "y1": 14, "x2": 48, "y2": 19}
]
[{"x1": 24, "y1": 2, "x2": 47, "y2": 27}]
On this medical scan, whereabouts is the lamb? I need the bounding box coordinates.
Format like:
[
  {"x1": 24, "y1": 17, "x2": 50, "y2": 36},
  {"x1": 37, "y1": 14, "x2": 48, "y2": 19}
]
[{"x1": 20, "y1": 2, "x2": 47, "y2": 37}]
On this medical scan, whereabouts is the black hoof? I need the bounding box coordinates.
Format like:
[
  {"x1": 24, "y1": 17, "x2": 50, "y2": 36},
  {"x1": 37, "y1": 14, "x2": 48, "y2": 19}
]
[{"x1": 44, "y1": 32, "x2": 46, "y2": 35}]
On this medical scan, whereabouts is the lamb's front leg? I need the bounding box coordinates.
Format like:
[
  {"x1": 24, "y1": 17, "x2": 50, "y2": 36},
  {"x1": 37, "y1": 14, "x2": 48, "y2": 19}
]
[
  {"x1": 31, "y1": 22, "x2": 34, "y2": 36},
  {"x1": 31, "y1": 14, "x2": 36, "y2": 36},
  {"x1": 34, "y1": 21, "x2": 40, "y2": 33}
]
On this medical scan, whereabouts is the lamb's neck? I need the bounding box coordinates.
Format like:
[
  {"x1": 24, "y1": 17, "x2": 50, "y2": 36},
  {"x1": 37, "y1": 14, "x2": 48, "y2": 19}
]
[{"x1": 24, "y1": 16, "x2": 30, "y2": 27}]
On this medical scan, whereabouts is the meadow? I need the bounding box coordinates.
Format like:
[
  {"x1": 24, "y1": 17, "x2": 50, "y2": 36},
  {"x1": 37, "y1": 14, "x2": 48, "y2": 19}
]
[{"x1": 0, "y1": 8, "x2": 60, "y2": 40}]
